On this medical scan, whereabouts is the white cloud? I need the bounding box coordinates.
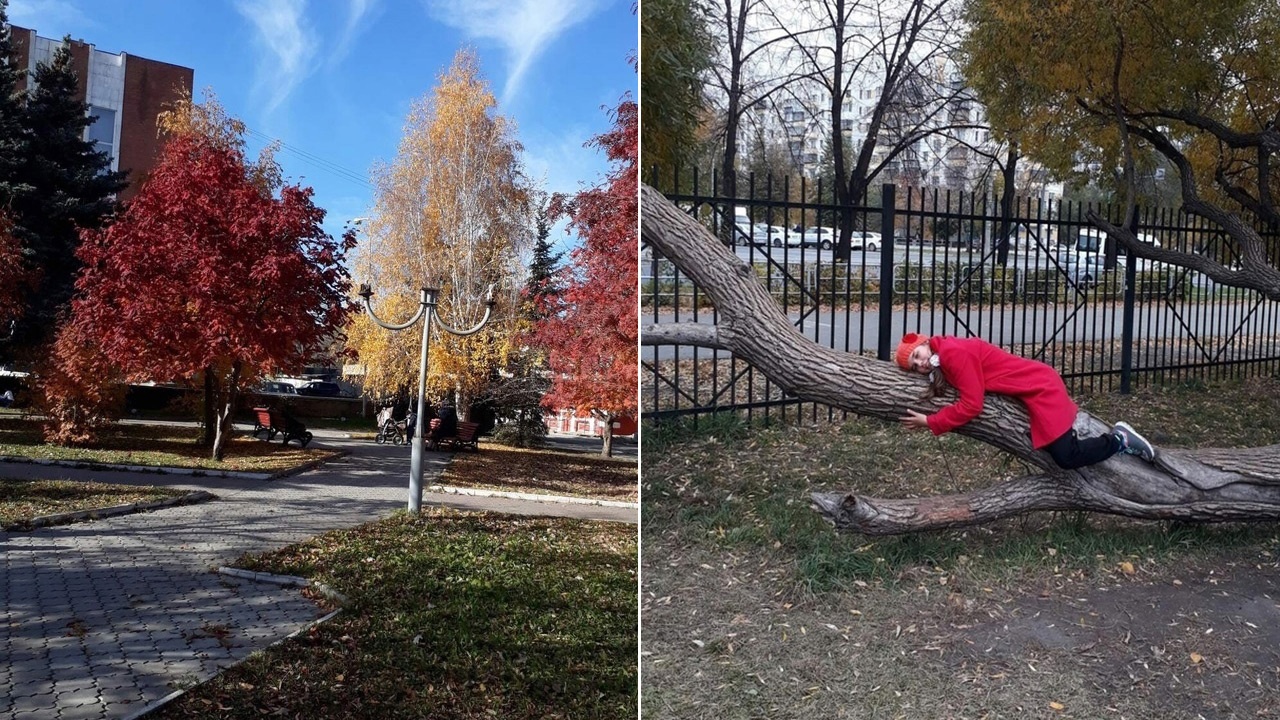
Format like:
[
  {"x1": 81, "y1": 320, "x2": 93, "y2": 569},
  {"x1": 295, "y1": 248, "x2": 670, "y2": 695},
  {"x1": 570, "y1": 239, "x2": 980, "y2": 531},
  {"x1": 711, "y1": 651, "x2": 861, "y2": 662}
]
[
  {"x1": 233, "y1": 0, "x2": 318, "y2": 116},
  {"x1": 422, "y1": 0, "x2": 603, "y2": 104},
  {"x1": 331, "y1": 0, "x2": 377, "y2": 66}
]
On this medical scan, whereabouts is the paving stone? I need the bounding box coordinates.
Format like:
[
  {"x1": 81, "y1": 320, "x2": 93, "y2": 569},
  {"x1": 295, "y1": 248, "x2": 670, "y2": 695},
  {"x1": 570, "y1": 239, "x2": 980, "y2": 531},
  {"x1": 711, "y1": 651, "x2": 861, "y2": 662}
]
[
  {"x1": 3, "y1": 434, "x2": 628, "y2": 718},
  {"x1": 55, "y1": 687, "x2": 101, "y2": 707}
]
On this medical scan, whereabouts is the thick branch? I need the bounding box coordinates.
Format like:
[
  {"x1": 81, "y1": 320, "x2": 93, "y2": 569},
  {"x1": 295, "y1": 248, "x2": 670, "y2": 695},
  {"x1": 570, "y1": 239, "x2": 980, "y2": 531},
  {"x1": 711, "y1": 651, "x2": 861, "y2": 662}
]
[
  {"x1": 641, "y1": 322, "x2": 727, "y2": 350},
  {"x1": 644, "y1": 183, "x2": 1280, "y2": 535}
]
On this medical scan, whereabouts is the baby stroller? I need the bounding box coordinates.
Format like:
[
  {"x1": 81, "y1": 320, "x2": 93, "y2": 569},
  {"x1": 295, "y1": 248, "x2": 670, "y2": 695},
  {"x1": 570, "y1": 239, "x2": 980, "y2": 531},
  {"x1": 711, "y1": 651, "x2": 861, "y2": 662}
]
[{"x1": 374, "y1": 406, "x2": 406, "y2": 446}]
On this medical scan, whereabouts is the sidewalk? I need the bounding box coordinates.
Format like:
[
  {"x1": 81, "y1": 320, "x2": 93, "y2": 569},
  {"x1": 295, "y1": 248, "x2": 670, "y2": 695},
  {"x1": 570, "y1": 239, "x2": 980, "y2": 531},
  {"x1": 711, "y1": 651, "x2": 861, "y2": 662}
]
[{"x1": 0, "y1": 436, "x2": 636, "y2": 719}]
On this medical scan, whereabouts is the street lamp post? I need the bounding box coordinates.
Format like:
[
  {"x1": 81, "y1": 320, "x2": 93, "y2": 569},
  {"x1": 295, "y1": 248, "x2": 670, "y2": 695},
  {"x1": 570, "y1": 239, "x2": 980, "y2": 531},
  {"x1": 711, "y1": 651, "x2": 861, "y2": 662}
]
[{"x1": 358, "y1": 283, "x2": 495, "y2": 512}]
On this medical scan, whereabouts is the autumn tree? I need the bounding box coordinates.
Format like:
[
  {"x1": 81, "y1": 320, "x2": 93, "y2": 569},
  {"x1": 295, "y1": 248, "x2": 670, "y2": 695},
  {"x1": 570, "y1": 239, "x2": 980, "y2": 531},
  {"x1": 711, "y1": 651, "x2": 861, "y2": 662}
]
[
  {"x1": 0, "y1": 211, "x2": 35, "y2": 329},
  {"x1": 347, "y1": 50, "x2": 530, "y2": 416},
  {"x1": 964, "y1": 0, "x2": 1280, "y2": 299},
  {"x1": 67, "y1": 98, "x2": 355, "y2": 459},
  {"x1": 534, "y1": 99, "x2": 638, "y2": 458}
]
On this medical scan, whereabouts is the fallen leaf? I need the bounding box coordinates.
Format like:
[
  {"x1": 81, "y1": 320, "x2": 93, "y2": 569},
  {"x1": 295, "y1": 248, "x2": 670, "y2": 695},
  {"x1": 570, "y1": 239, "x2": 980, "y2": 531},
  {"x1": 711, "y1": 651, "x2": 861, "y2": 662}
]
[
  {"x1": 1119, "y1": 561, "x2": 1136, "y2": 575},
  {"x1": 1049, "y1": 701, "x2": 1065, "y2": 711},
  {"x1": 1190, "y1": 652, "x2": 1204, "y2": 664}
]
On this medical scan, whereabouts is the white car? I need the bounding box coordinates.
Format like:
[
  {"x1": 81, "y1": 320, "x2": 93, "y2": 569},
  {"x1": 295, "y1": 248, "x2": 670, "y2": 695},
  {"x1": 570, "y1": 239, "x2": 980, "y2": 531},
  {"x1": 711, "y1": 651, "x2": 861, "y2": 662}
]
[
  {"x1": 849, "y1": 231, "x2": 882, "y2": 252},
  {"x1": 797, "y1": 226, "x2": 836, "y2": 249},
  {"x1": 750, "y1": 223, "x2": 787, "y2": 246},
  {"x1": 761, "y1": 225, "x2": 800, "y2": 247}
]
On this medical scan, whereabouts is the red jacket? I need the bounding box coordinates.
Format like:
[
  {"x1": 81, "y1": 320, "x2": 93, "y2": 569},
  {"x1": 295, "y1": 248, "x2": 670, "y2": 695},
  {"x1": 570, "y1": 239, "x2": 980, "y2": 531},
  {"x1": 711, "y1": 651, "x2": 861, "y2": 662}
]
[{"x1": 925, "y1": 336, "x2": 1077, "y2": 449}]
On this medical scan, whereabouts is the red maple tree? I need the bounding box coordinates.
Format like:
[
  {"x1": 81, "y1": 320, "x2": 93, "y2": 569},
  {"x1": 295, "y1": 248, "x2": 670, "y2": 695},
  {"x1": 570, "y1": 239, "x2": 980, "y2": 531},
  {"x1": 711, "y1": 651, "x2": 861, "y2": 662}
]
[
  {"x1": 0, "y1": 211, "x2": 37, "y2": 328},
  {"x1": 68, "y1": 132, "x2": 356, "y2": 458},
  {"x1": 534, "y1": 98, "x2": 638, "y2": 457}
]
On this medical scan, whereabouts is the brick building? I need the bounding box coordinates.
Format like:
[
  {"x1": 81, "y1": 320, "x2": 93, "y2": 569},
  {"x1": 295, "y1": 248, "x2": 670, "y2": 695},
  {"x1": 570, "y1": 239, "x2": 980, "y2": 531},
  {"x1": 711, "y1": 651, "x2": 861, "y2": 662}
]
[{"x1": 7, "y1": 25, "x2": 193, "y2": 199}]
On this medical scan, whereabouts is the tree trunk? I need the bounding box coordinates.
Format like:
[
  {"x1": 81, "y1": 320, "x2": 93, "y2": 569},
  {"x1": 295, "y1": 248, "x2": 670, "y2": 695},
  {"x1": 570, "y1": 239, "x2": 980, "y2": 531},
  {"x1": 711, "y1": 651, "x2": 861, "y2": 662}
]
[
  {"x1": 199, "y1": 367, "x2": 216, "y2": 448},
  {"x1": 211, "y1": 361, "x2": 241, "y2": 462},
  {"x1": 640, "y1": 183, "x2": 1280, "y2": 535},
  {"x1": 997, "y1": 145, "x2": 1018, "y2": 266},
  {"x1": 597, "y1": 411, "x2": 615, "y2": 458}
]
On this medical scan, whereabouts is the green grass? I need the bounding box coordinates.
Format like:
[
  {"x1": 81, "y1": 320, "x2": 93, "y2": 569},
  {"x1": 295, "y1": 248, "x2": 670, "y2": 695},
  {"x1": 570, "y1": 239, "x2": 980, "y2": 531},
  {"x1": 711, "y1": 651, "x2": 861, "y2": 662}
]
[
  {"x1": 151, "y1": 510, "x2": 638, "y2": 720},
  {"x1": 0, "y1": 417, "x2": 338, "y2": 473},
  {"x1": 0, "y1": 478, "x2": 188, "y2": 529}
]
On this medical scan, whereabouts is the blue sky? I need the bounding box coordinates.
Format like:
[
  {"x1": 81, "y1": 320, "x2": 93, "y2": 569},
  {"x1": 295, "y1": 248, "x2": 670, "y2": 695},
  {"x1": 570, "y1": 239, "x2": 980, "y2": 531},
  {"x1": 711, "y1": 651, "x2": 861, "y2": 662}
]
[{"x1": 7, "y1": 0, "x2": 637, "y2": 251}]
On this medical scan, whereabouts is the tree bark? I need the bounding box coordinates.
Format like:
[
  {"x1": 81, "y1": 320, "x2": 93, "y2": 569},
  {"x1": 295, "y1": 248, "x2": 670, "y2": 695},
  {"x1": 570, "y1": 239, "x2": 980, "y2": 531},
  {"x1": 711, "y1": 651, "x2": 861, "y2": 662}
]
[
  {"x1": 641, "y1": 183, "x2": 1280, "y2": 535},
  {"x1": 200, "y1": 367, "x2": 216, "y2": 449},
  {"x1": 596, "y1": 410, "x2": 616, "y2": 458},
  {"x1": 211, "y1": 361, "x2": 241, "y2": 462}
]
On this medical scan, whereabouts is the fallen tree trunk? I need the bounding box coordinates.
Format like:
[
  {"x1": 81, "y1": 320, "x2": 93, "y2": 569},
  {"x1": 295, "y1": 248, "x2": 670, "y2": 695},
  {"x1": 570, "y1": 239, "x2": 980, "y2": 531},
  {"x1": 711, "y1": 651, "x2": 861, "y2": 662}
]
[{"x1": 640, "y1": 183, "x2": 1280, "y2": 535}]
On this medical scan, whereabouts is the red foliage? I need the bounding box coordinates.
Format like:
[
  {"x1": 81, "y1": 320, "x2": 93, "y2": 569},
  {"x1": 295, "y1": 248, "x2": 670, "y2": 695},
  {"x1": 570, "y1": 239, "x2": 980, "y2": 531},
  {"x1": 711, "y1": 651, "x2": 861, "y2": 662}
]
[
  {"x1": 36, "y1": 323, "x2": 124, "y2": 446},
  {"x1": 71, "y1": 132, "x2": 356, "y2": 386},
  {"x1": 0, "y1": 211, "x2": 38, "y2": 327},
  {"x1": 534, "y1": 98, "x2": 638, "y2": 418}
]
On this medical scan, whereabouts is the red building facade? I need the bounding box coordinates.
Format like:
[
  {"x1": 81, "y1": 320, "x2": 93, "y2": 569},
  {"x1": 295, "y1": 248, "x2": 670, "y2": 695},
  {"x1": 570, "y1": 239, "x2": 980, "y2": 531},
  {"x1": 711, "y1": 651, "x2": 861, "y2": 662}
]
[{"x1": 7, "y1": 25, "x2": 193, "y2": 200}]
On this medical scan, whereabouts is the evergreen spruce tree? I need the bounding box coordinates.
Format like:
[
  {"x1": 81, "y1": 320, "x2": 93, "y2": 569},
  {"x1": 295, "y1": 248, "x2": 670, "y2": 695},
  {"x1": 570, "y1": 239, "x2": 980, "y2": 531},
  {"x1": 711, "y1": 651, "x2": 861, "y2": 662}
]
[
  {"x1": 525, "y1": 201, "x2": 562, "y2": 322},
  {"x1": 0, "y1": 0, "x2": 31, "y2": 207},
  {"x1": 10, "y1": 38, "x2": 127, "y2": 353}
]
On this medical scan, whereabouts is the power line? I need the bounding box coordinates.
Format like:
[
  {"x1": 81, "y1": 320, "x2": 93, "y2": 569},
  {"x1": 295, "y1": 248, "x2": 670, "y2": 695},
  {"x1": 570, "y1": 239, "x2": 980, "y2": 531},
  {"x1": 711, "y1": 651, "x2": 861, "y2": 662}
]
[{"x1": 243, "y1": 126, "x2": 374, "y2": 190}]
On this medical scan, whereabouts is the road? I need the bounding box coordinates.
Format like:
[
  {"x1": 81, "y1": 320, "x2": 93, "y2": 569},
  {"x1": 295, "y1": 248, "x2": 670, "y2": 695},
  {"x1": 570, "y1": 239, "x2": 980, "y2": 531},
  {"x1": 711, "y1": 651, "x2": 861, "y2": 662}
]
[{"x1": 643, "y1": 298, "x2": 1276, "y2": 362}]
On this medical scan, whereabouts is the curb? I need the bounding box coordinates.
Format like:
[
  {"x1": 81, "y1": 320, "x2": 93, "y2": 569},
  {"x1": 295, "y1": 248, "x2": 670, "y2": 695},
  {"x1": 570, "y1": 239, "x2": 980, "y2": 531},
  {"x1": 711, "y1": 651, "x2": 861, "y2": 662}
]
[
  {"x1": 0, "y1": 447, "x2": 350, "y2": 482},
  {"x1": 4, "y1": 490, "x2": 217, "y2": 531},
  {"x1": 215, "y1": 566, "x2": 350, "y2": 606},
  {"x1": 426, "y1": 484, "x2": 639, "y2": 509},
  {"x1": 0, "y1": 455, "x2": 272, "y2": 480},
  {"x1": 122, "y1": 602, "x2": 344, "y2": 720}
]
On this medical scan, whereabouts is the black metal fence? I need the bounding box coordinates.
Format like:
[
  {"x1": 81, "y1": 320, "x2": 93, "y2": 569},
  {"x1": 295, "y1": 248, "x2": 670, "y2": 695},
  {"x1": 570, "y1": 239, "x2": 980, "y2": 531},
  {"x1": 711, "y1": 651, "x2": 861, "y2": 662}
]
[{"x1": 642, "y1": 168, "x2": 1280, "y2": 422}]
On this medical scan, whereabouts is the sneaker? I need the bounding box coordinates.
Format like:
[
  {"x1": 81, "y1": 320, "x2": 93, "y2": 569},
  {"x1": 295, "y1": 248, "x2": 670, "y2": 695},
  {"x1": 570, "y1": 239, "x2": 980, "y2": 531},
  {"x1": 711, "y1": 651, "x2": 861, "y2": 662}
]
[{"x1": 1113, "y1": 421, "x2": 1157, "y2": 462}]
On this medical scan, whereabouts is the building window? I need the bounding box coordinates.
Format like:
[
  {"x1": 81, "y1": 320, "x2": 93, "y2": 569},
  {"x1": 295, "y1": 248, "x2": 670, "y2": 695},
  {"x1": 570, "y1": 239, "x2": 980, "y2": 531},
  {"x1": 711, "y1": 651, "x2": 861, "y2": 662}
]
[{"x1": 87, "y1": 106, "x2": 116, "y2": 157}]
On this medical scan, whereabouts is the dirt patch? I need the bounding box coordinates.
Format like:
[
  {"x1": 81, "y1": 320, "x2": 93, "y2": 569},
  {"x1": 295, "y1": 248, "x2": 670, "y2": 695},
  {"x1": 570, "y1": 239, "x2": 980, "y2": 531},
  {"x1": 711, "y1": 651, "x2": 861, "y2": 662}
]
[{"x1": 643, "y1": 540, "x2": 1280, "y2": 719}]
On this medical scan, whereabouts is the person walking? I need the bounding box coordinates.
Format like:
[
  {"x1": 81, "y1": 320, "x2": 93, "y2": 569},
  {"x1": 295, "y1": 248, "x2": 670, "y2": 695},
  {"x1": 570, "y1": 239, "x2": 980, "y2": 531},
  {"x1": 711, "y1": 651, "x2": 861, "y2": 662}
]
[{"x1": 894, "y1": 332, "x2": 1156, "y2": 469}]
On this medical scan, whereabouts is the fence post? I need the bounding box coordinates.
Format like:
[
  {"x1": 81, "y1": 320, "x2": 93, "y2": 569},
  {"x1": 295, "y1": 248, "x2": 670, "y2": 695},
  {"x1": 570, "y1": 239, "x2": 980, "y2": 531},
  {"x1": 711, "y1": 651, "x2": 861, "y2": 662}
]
[
  {"x1": 878, "y1": 184, "x2": 896, "y2": 361},
  {"x1": 1119, "y1": 213, "x2": 1138, "y2": 394}
]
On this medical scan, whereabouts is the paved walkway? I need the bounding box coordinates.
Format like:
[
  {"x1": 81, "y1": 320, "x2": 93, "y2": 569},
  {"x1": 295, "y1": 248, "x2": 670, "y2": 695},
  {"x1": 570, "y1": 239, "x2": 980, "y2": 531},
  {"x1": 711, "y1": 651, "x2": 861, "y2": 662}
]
[{"x1": 0, "y1": 435, "x2": 637, "y2": 719}]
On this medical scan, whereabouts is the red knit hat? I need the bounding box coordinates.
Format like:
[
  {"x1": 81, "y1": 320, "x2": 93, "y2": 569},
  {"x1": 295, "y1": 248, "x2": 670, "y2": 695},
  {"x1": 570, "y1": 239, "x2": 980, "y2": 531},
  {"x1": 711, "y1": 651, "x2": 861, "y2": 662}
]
[{"x1": 895, "y1": 333, "x2": 931, "y2": 370}]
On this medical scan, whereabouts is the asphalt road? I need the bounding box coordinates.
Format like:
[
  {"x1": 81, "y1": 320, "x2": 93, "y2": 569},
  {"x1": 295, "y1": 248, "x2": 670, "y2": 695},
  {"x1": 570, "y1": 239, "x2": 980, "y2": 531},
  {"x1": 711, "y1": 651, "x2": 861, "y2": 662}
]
[{"x1": 544, "y1": 432, "x2": 637, "y2": 460}]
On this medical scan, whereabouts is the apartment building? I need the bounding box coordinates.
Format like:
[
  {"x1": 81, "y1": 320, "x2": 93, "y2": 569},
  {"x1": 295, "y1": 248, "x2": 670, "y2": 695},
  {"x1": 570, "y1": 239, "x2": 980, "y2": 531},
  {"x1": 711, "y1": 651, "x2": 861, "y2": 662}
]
[{"x1": 7, "y1": 24, "x2": 194, "y2": 199}]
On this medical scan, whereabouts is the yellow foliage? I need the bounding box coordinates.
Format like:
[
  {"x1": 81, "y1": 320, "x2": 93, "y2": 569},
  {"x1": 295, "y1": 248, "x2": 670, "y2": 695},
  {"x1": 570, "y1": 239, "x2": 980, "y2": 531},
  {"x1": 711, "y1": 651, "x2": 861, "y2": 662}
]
[{"x1": 347, "y1": 49, "x2": 531, "y2": 409}]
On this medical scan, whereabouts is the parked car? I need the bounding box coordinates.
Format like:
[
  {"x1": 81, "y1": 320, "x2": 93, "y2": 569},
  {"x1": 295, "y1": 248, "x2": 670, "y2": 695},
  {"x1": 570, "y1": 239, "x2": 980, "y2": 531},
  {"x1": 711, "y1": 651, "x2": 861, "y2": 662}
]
[
  {"x1": 257, "y1": 381, "x2": 297, "y2": 395},
  {"x1": 796, "y1": 226, "x2": 836, "y2": 249},
  {"x1": 849, "y1": 231, "x2": 882, "y2": 252},
  {"x1": 296, "y1": 380, "x2": 347, "y2": 397},
  {"x1": 759, "y1": 224, "x2": 801, "y2": 247},
  {"x1": 749, "y1": 223, "x2": 787, "y2": 246}
]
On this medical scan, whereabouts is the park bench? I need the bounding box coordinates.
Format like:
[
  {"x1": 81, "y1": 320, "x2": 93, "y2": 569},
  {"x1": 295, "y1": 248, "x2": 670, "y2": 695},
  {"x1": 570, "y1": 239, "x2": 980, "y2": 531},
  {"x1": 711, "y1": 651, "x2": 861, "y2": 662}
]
[
  {"x1": 250, "y1": 406, "x2": 314, "y2": 448},
  {"x1": 427, "y1": 418, "x2": 480, "y2": 451}
]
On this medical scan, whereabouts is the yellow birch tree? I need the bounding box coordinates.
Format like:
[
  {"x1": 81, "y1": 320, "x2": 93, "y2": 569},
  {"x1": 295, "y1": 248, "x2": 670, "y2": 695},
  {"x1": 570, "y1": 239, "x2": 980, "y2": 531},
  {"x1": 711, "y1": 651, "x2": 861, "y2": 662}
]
[{"x1": 346, "y1": 49, "x2": 530, "y2": 415}]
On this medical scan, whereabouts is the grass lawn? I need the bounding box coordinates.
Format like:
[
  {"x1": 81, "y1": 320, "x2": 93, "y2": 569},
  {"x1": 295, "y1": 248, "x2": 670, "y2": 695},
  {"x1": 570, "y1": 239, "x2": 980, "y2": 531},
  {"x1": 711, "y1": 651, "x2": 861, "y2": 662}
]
[
  {"x1": 0, "y1": 478, "x2": 190, "y2": 529},
  {"x1": 642, "y1": 375, "x2": 1280, "y2": 720},
  {"x1": 439, "y1": 444, "x2": 638, "y2": 502},
  {"x1": 150, "y1": 509, "x2": 638, "y2": 720},
  {"x1": 0, "y1": 417, "x2": 339, "y2": 474}
]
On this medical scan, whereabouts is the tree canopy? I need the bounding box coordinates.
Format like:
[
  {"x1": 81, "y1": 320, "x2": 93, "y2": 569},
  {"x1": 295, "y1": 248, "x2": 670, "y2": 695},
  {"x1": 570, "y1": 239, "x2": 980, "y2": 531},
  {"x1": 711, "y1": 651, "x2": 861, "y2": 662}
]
[
  {"x1": 640, "y1": 0, "x2": 714, "y2": 172},
  {"x1": 964, "y1": 0, "x2": 1280, "y2": 298},
  {"x1": 534, "y1": 98, "x2": 638, "y2": 457},
  {"x1": 346, "y1": 49, "x2": 530, "y2": 412},
  {"x1": 68, "y1": 117, "x2": 356, "y2": 458}
]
